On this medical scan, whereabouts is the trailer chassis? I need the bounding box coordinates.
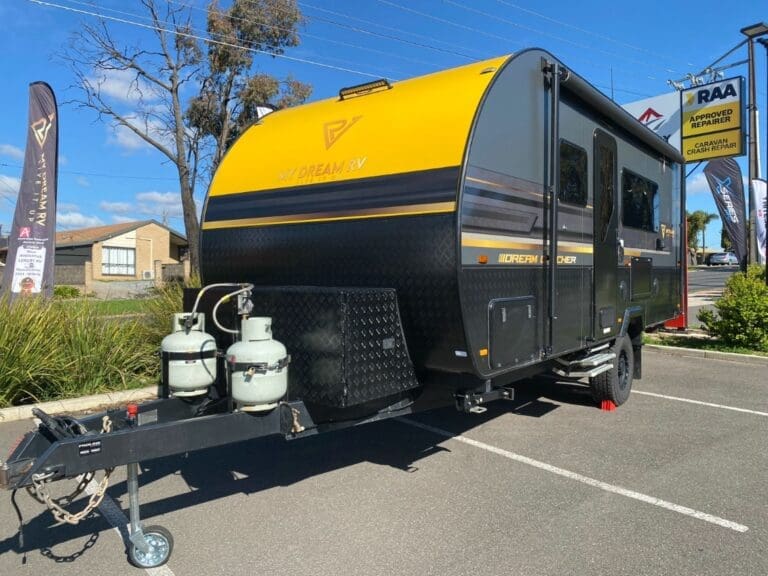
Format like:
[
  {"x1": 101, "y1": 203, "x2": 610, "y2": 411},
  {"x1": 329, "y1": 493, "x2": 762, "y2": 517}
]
[{"x1": 0, "y1": 392, "x2": 423, "y2": 567}]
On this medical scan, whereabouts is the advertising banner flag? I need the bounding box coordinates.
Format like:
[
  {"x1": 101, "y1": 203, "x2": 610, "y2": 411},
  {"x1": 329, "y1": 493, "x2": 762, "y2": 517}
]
[
  {"x1": 703, "y1": 158, "x2": 747, "y2": 265},
  {"x1": 753, "y1": 179, "x2": 767, "y2": 265},
  {"x1": 0, "y1": 82, "x2": 58, "y2": 301}
]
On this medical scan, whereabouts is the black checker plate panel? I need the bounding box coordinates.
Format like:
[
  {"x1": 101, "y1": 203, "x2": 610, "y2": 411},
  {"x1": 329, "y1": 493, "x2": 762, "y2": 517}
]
[
  {"x1": 249, "y1": 287, "x2": 419, "y2": 408},
  {"x1": 201, "y1": 214, "x2": 468, "y2": 375}
]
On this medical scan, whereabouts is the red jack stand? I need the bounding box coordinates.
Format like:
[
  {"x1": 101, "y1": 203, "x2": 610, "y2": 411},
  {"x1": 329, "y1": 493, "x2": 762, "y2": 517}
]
[{"x1": 600, "y1": 400, "x2": 616, "y2": 411}]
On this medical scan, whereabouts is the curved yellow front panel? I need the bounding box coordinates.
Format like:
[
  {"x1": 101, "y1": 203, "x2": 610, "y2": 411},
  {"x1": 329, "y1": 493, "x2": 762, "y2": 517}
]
[{"x1": 208, "y1": 56, "x2": 509, "y2": 197}]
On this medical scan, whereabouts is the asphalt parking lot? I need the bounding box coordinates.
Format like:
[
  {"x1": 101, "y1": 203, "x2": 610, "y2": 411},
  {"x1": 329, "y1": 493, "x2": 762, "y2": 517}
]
[{"x1": 1, "y1": 348, "x2": 766, "y2": 576}]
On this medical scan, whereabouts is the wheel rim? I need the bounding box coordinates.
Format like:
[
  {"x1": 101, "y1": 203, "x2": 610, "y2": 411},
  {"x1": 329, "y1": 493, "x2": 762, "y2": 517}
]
[
  {"x1": 617, "y1": 350, "x2": 629, "y2": 391},
  {"x1": 133, "y1": 532, "x2": 170, "y2": 568}
]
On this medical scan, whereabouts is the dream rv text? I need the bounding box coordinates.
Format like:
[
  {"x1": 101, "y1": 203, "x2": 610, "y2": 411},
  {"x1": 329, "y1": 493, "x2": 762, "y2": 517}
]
[{"x1": 279, "y1": 157, "x2": 367, "y2": 183}]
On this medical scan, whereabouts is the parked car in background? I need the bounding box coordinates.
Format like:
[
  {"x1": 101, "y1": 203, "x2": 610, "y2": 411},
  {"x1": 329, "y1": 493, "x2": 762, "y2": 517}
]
[{"x1": 706, "y1": 252, "x2": 738, "y2": 266}]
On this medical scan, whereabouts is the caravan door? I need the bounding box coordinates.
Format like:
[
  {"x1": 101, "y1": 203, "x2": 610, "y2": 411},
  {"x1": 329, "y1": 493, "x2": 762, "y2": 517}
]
[{"x1": 592, "y1": 129, "x2": 619, "y2": 339}]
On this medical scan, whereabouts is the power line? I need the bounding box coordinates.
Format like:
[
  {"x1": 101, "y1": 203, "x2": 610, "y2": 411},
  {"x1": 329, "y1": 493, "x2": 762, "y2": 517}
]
[
  {"x1": 162, "y1": 0, "x2": 444, "y2": 71},
  {"x1": 441, "y1": 0, "x2": 679, "y2": 78},
  {"x1": 298, "y1": 1, "x2": 488, "y2": 59},
  {"x1": 59, "y1": 0, "x2": 410, "y2": 78},
  {"x1": 28, "y1": 0, "x2": 387, "y2": 79},
  {"x1": 492, "y1": 0, "x2": 695, "y2": 69},
  {"x1": 0, "y1": 162, "x2": 177, "y2": 181},
  {"x1": 372, "y1": 0, "x2": 527, "y2": 49}
]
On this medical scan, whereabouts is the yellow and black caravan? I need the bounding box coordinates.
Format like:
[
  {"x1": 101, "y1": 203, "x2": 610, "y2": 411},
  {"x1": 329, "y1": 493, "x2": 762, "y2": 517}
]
[
  {"x1": 200, "y1": 48, "x2": 685, "y2": 407},
  {"x1": 2, "y1": 52, "x2": 687, "y2": 566}
]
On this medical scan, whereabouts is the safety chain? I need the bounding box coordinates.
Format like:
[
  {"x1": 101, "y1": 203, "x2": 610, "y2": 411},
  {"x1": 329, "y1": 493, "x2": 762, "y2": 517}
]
[{"x1": 27, "y1": 415, "x2": 115, "y2": 525}]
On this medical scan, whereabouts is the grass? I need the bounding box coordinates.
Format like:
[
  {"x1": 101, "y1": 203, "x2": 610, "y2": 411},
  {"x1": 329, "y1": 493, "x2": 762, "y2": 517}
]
[
  {"x1": 57, "y1": 297, "x2": 149, "y2": 316},
  {"x1": 0, "y1": 297, "x2": 157, "y2": 407},
  {"x1": 86, "y1": 299, "x2": 149, "y2": 315},
  {"x1": 0, "y1": 280, "x2": 198, "y2": 408},
  {"x1": 644, "y1": 333, "x2": 768, "y2": 357}
]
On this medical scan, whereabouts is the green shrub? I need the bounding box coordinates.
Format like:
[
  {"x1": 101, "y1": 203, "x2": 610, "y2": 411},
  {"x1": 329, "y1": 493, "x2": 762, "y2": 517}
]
[
  {"x1": 698, "y1": 265, "x2": 768, "y2": 352},
  {"x1": 54, "y1": 285, "x2": 81, "y2": 299},
  {"x1": 55, "y1": 301, "x2": 157, "y2": 398},
  {"x1": 0, "y1": 295, "x2": 64, "y2": 406},
  {"x1": 0, "y1": 295, "x2": 158, "y2": 407},
  {"x1": 140, "y1": 276, "x2": 201, "y2": 345}
]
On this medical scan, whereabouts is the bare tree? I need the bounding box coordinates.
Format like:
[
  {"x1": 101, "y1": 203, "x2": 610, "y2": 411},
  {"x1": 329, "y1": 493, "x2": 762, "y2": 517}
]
[{"x1": 62, "y1": 0, "x2": 311, "y2": 274}]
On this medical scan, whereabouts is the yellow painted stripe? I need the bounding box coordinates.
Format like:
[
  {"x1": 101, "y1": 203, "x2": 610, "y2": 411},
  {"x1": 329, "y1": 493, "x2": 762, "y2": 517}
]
[
  {"x1": 202, "y1": 201, "x2": 456, "y2": 230},
  {"x1": 560, "y1": 244, "x2": 594, "y2": 254},
  {"x1": 463, "y1": 237, "x2": 543, "y2": 250},
  {"x1": 461, "y1": 233, "x2": 593, "y2": 254}
]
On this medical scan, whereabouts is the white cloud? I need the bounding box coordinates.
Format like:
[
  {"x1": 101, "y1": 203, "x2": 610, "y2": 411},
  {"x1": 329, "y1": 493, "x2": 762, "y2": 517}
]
[
  {"x1": 112, "y1": 215, "x2": 136, "y2": 223},
  {"x1": 136, "y1": 191, "x2": 179, "y2": 205},
  {"x1": 687, "y1": 172, "x2": 709, "y2": 196},
  {"x1": 0, "y1": 144, "x2": 23, "y2": 160},
  {"x1": 57, "y1": 212, "x2": 105, "y2": 229},
  {"x1": 108, "y1": 124, "x2": 151, "y2": 152},
  {"x1": 100, "y1": 200, "x2": 132, "y2": 213},
  {"x1": 107, "y1": 118, "x2": 173, "y2": 154},
  {"x1": 59, "y1": 154, "x2": 68, "y2": 166},
  {"x1": 0, "y1": 174, "x2": 21, "y2": 201},
  {"x1": 136, "y1": 190, "x2": 183, "y2": 219},
  {"x1": 90, "y1": 69, "x2": 160, "y2": 105},
  {"x1": 687, "y1": 171, "x2": 748, "y2": 198},
  {"x1": 76, "y1": 176, "x2": 90, "y2": 188},
  {"x1": 58, "y1": 202, "x2": 80, "y2": 212}
]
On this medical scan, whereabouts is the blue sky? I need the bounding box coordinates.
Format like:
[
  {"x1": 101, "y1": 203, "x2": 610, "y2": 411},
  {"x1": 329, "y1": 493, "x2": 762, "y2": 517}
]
[{"x1": 0, "y1": 0, "x2": 766, "y2": 252}]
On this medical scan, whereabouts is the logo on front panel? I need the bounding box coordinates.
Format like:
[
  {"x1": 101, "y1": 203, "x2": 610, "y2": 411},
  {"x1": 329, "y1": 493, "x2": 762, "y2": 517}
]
[{"x1": 323, "y1": 116, "x2": 362, "y2": 149}]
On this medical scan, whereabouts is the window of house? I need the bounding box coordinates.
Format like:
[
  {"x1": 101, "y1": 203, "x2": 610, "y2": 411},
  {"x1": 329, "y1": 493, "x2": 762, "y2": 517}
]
[
  {"x1": 102, "y1": 247, "x2": 135, "y2": 276},
  {"x1": 622, "y1": 170, "x2": 659, "y2": 232},
  {"x1": 559, "y1": 140, "x2": 588, "y2": 206}
]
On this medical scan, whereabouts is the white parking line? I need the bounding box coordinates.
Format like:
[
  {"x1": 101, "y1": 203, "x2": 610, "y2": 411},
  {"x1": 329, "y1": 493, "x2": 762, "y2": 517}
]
[
  {"x1": 634, "y1": 390, "x2": 768, "y2": 417},
  {"x1": 85, "y1": 481, "x2": 176, "y2": 576},
  {"x1": 400, "y1": 418, "x2": 749, "y2": 533}
]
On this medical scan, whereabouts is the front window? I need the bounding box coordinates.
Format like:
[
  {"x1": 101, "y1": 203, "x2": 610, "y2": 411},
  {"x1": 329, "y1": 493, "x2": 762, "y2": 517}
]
[
  {"x1": 559, "y1": 140, "x2": 588, "y2": 206},
  {"x1": 102, "y1": 247, "x2": 136, "y2": 276}
]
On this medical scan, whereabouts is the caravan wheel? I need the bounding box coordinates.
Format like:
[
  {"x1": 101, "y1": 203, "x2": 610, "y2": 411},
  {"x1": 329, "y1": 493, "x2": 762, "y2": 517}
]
[{"x1": 589, "y1": 335, "x2": 634, "y2": 406}]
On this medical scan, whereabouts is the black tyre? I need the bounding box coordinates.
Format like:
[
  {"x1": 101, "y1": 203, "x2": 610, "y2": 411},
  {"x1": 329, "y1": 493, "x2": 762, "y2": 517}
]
[
  {"x1": 128, "y1": 525, "x2": 174, "y2": 568},
  {"x1": 589, "y1": 335, "x2": 634, "y2": 406}
]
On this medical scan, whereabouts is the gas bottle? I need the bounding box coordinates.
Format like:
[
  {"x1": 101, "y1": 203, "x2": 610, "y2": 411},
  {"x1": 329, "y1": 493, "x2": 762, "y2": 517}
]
[
  {"x1": 227, "y1": 317, "x2": 289, "y2": 411},
  {"x1": 160, "y1": 313, "x2": 217, "y2": 397}
]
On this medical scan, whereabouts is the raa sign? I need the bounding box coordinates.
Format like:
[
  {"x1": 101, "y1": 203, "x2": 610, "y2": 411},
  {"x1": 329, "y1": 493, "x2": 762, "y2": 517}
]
[{"x1": 681, "y1": 77, "x2": 744, "y2": 163}]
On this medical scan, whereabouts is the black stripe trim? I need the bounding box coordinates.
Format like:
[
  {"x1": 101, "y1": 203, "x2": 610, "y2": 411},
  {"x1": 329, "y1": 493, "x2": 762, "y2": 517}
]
[
  {"x1": 464, "y1": 186, "x2": 542, "y2": 210},
  {"x1": 465, "y1": 186, "x2": 589, "y2": 216},
  {"x1": 205, "y1": 167, "x2": 460, "y2": 223}
]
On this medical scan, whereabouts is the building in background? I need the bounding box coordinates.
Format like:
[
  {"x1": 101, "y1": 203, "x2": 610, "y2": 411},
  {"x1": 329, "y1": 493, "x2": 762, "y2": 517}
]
[{"x1": 0, "y1": 220, "x2": 188, "y2": 293}]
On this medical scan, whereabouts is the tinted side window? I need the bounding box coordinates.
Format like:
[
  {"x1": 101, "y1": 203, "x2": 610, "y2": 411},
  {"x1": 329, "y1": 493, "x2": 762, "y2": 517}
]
[
  {"x1": 597, "y1": 142, "x2": 615, "y2": 242},
  {"x1": 559, "y1": 140, "x2": 587, "y2": 206},
  {"x1": 622, "y1": 170, "x2": 659, "y2": 232}
]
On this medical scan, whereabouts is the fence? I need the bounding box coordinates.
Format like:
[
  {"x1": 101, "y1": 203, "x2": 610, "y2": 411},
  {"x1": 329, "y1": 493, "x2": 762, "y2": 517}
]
[{"x1": 54, "y1": 265, "x2": 85, "y2": 285}]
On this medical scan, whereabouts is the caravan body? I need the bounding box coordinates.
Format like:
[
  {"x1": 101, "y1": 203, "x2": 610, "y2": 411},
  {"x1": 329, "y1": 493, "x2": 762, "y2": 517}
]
[
  {"x1": 1, "y1": 51, "x2": 687, "y2": 568},
  {"x1": 200, "y1": 49, "x2": 684, "y2": 389}
]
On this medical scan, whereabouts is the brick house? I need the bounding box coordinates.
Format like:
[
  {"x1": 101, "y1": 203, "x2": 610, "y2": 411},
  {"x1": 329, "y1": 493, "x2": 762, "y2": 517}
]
[
  {"x1": 54, "y1": 220, "x2": 188, "y2": 284},
  {"x1": 55, "y1": 220, "x2": 187, "y2": 280}
]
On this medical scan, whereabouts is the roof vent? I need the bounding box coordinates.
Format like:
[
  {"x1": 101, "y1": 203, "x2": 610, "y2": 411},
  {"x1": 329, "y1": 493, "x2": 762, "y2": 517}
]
[{"x1": 338, "y1": 78, "x2": 392, "y2": 100}]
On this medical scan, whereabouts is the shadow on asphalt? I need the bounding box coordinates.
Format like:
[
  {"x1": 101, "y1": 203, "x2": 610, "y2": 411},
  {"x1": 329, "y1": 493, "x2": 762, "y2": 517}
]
[{"x1": 0, "y1": 376, "x2": 598, "y2": 565}]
